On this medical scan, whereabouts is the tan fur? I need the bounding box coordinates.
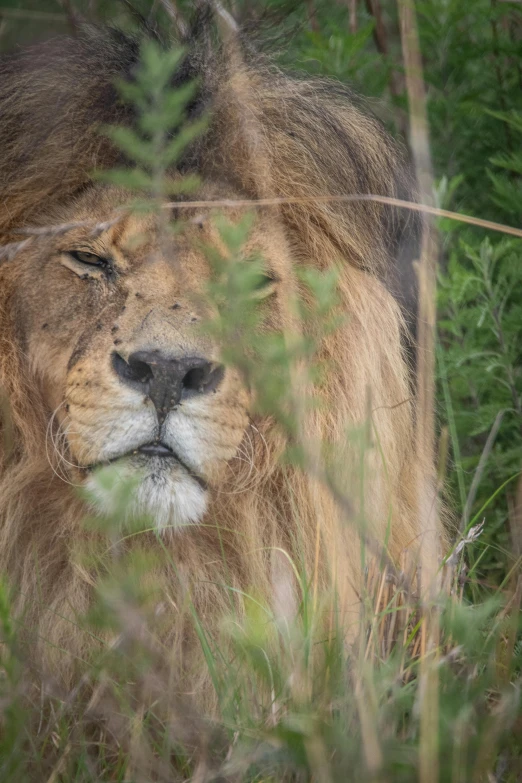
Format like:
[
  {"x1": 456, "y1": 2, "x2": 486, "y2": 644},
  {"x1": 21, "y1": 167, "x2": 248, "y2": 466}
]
[{"x1": 0, "y1": 27, "x2": 442, "y2": 707}]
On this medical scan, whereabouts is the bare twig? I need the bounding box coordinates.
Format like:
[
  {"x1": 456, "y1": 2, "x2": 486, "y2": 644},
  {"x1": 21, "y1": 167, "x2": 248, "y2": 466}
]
[
  {"x1": 365, "y1": 0, "x2": 407, "y2": 134},
  {"x1": 14, "y1": 216, "x2": 121, "y2": 238},
  {"x1": 4, "y1": 194, "x2": 522, "y2": 265},
  {"x1": 1, "y1": 217, "x2": 122, "y2": 263},
  {"x1": 398, "y1": 0, "x2": 440, "y2": 585},
  {"x1": 211, "y1": 0, "x2": 239, "y2": 40},
  {"x1": 0, "y1": 8, "x2": 66, "y2": 22},
  {"x1": 507, "y1": 472, "x2": 522, "y2": 560},
  {"x1": 159, "y1": 195, "x2": 522, "y2": 239},
  {"x1": 491, "y1": 0, "x2": 513, "y2": 150},
  {"x1": 348, "y1": 0, "x2": 358, "y2": 34},
  {"x1": 307, "y1": 0, "x2": 319, "y2": 32},
  {"x1": 365, "y1": 0, "x2": 387, "y2": 51},
  {"x1": 0, "y1": 239, "x2": 32, "y2": 262},
  {"x1": 352, "y1": 668, "x2": 384, "y2": 774}
]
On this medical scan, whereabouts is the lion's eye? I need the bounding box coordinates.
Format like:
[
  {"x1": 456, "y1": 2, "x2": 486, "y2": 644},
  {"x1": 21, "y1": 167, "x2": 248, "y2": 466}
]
[
  {"x1": 68, "y1": 250, "x2": 107, "y2": 267},
  {"x1": 61, "y1": 249, "x2": 112, "y2": 279},
  {"x1": 255, "y1": 274, "x2": 275, "y2": 289},
  {"x1": 252, "y1": 272, "x2": 278, "y2": 300}
]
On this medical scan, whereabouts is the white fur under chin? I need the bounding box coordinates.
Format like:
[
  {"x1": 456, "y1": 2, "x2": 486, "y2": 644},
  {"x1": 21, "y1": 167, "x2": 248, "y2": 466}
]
[
  {"x1": 134, "y1": 469, "x2": 208, "y2": 531},
  {"x1": 85, "y1": 460, "x2": 208, "y2": 533}
]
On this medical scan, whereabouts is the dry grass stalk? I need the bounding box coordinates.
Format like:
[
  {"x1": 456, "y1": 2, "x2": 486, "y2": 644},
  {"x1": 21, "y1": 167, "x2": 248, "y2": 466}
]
[
  {"x1": 3, "y1": 195, "x2": 522, "y2": 266},
  {"x1": 164, "y1": 195, "x2": 522, "y2": 238},
  {"x1": 0, "y1": 9, "x2": 66, "y2": 22},
  {"x1": 348, "y1": 0, "x2": 358, "y2": 34},
  {"x1": 398, "y1": 1, "x2": 442, "y2": 782}
]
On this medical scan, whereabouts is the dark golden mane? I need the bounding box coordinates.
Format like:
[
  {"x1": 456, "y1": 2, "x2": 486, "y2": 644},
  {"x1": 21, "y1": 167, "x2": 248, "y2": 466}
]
[
  {"x1": 0, "y1": 23, "x2": 435, "y2": 706},
  {"x1": 0, "y1": 25, "x2": 419, "y2": 314}
]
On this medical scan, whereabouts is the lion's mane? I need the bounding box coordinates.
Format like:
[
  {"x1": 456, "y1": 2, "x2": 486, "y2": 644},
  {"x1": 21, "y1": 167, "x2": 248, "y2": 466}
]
[{"x1": 0, "y1": 26, "x2": 434, "y2": 704}]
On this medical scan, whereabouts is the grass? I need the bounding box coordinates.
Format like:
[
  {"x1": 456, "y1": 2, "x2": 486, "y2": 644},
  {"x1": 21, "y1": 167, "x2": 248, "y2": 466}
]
[{"x1": 0, "y1": 510, "x2": 519, "y2": 782}]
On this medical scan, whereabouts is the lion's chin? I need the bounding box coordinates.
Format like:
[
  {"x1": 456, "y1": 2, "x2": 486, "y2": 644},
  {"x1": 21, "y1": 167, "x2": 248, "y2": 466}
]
[{"x1": 85, "y1": 455, "x2": 208, "y2": 532}]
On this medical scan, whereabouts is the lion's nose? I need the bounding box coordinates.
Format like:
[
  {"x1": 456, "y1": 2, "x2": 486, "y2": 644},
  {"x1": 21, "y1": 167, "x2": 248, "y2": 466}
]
[{"x1": 112, "y1": 351, "x2": 225, "y2": 425}]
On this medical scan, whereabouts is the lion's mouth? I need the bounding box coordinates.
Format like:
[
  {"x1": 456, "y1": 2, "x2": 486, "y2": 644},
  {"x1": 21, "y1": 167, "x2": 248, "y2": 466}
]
[
  {"x1": 87, "y1": 441, "x2": 208, "y2": 490},
  {"x1": 137, "y1": 442, "x2": 178, "y2": 458}
]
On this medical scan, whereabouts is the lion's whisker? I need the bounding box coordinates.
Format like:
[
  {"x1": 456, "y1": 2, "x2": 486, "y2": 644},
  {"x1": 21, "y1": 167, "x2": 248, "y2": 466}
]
[
  {"x1": 45, "y1": 405, "x2": 82, "y2": 487},
  {"x1": 45, "y1": 403, "x2": 86, "y2": 485}
]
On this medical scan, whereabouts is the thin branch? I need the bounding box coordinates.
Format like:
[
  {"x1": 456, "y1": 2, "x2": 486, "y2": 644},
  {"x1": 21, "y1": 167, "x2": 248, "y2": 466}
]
[
  {"x1": 211, "y1": 0, "x2": 239, "y2": 40},
  {"x1": 163, "y1": 195, "x2": 522, "y2": 239},
  {"x1": 0, "y1": 8, "x2": 66, "y2": 22},
  {"x1": 349, "y1": 0, "x2": 358, "y2": 34},
  {"x1": 307, "y1": 0, "x2": 319, "y2": 32},
  {"x1": 1, "y1": 218, "x2": 122, "y2": 263},
  {"x1": 398, "y1": 0, "x2": 439, "y2": 571},
  {"x1": 4, "y1": 195, "x2": 522, "y2": 264},
  {"x1": 13, "y1": 216, "x2": 121, "y2": 238},
  {"x1": 366, "y1": 0, "x2": 386, "y2": 49},
  {"x1": 491, "y1": 0, "x2": 513, "y2": 150},
  {"x1": 0, "y1": 239, "x2": 32, "y2": 262},
  {"x1": 365, "y1": 0, "x2": 407, "y2": 134}
]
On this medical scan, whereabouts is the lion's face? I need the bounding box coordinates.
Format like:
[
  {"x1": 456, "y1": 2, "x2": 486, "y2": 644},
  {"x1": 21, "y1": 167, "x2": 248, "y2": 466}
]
[{"x1": 13, "y1": 184, "x2": 279, "y2": 530}]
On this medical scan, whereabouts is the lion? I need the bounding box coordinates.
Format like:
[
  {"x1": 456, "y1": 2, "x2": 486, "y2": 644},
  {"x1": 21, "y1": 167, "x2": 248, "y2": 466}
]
[{"x1": 0, "y1": 22, "x2": 442, "y2": 705}]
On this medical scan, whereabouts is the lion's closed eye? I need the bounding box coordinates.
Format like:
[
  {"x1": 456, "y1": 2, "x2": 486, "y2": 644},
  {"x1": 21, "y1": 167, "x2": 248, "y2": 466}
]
[
  {"x1": 252, "y1": 272, "x2": 278, "y2": 299},
  {"x1": 60, "y1": 250, "x2": 113, "y2": 279}
]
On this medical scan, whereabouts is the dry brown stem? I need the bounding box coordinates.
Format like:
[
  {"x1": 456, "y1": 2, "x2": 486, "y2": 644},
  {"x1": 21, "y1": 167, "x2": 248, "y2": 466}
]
[
  {"x1": 4, "y1": 196, "x2": 522, "y2": 267},
  {"x1": 364, "y1": 0, "x2": 407, "y2": 134},
  {"x1": 348, "y1": 0, "x2": 358, "y2": 34},
  {"x1": 398, "y1": 2, "x2": 441, "y2": 782}
]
